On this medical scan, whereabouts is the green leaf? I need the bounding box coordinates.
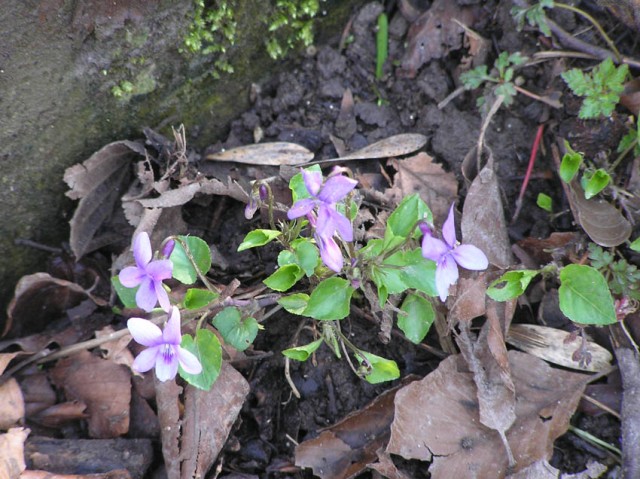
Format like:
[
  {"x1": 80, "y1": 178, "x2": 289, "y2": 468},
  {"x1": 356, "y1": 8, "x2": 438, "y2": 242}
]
[
  {"x1": 179, "y1": 329, "x2": 222, "y2": 391},
  {"x1": 384, "y1": 194, "x2": 432, "y2": 249},
  {"x1": 562, "y1": 68, "x2": 589, "y2": 96},
  {"x1": 399, "y1": 293, "x2": 434, "y2": 344},
  {"x1": 171, "y1": 236, "x2": 212, "y2": 285},
  {"x1": 278, "y1": 293, "x2": 310, "y2": 314},
  {"x1": 264, "y1": 264, "x2": 303, "y2": 292},
  {"x1": 487, "y1": 270, "x2": 539, "y2": 301},
  {"x1": 630, "y1": 237, "x2": 640, "y2": 252},
  {"x1": 375, "y1": 13, "x2": 388, "y2": 80},
  {"x1": 356, "y1": 351, "x2": 400, "y2": 384},
  {"x1": 559, "y1": 142, "x2": 583, "y2": 183},
  {"x1": 558, "y1": 264, "x2": 616, "y2": 325},
  {"x1": 289, "y1": 164, "x2": 321, "y2": 202},
  {"x1": 292, "y1": 238, "x2": 319, "y2": 276},
  {"x1": 237, "y1": 229, "x2": 282, "y2": 251},
  {"x1": 212, "y1": 307, "x2": 260, "y2": 351},
  {"x1": 183, "y1": 288, "x2": 219, "y2": 309},
  {"x1": 111, "y1": 276, "x2": 138, "y2": 309},
  {"x1": 536, "y1": 192, "x2": 552, "y2": 212},
  {"x1": 303, "y1": 277, "x2": 354, "y2": 320},
  {"x1": 397, "y1": 248, "x2": 438, "y2": 297},
  {"x1": 460, "y1": 65, "x2": 490, "y2": 89},
  {"x1": 583, "y1": 168, "x2": 611, "y2": 199},
  {"x1": 282, "y1": 338, "x2": 324, "y2": 361}
]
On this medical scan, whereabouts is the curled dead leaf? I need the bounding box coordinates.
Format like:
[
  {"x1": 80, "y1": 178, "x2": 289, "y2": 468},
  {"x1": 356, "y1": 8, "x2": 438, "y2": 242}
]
[{"x1": 205, "y1": 142, "x2": 314, "y2": 165}]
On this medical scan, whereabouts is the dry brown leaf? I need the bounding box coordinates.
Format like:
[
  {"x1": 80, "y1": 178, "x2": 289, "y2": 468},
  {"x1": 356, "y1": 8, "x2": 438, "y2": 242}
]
[
  {"x1": 50, "y1": 350, "x2": 131, "y2": 438},
  {"x1": 448, "y1": 275, "x2": 488, "y2": 321},
  {"x1": 398, "y1": 0, "x2": 477, "y2": 78},
  {"x1": 4, "y1": 273, "x2": 94, "y2": 339},
  {"x1": 181, "y1": 362, "x2": 250, "y2": 479},
  {"x1": 96, "y1": 326, "x2": 135, "y2": 369},
  {"x1": 0, "y1": 352, "x2": 24, "y2": 430},
  {"x1": 507, "y1": 324, "x2": 613, "y2": 373},
  {"x1": 21, "y1": 470, "x2": 132, "y2": 479},
  {"x1": 507, "y1": 459, "x2": 607, "y2": 479},
  {"x1": 387, "y1": 351, "x2": 588, "y2": 478},
  {"x1": 31, "y1": 401, "x2": 89, "y2": 428},
  {"x1": 461, "y1": 159, "x2": 514, "y2": 269},
  {"x1": 205, "y1": 142, "x2": 313, "y2": 165},
  {"x1": 368, "y1": 450, "x2": 412, "y2": 479},
  {"x1": 296, "y1": 382, "x2": 407, "y2": 479},
  {"x1": 64, "y1": 141, "x2": 144, "y2": 258},
  {"x1": 21, "y1": 372, "x2": 57, "y2": 418},
  {"x1": 386, "y1": 152, "x2": 458, "y2": 225},
  {"x1": 323, "y1": 133, "x2": 427, "y2": 163},
  {"x1": 0, "y1": 427, "x2": 29, "y2": 479},
  {"x1": 155, "y1": 378, "x2": 182, "y2": 479},
  {"x1": 569, "y1": 181, "x2": 631, "y2": 247}
]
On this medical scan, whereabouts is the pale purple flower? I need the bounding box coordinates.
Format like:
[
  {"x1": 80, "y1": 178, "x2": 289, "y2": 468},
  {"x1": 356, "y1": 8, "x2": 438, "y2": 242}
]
[
  {"x1": 128, "y1": 306, "x2": 202, "y2": 382},
  {"x1": 287, "y1": 169, "x2": 357, "y2": 241},
  {"x1": 421, "y1": 204, "x2": 489, "y2": 302},
  {"x1": 288, "y1": 169, "x2": 357, "y2": 272},
  {"x1": 119, "y1": 232, "x2": 173, "y2": 312}
]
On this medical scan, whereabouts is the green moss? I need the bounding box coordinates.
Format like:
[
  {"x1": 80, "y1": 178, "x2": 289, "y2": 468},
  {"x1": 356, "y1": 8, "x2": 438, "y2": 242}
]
[
  {"x1": 111, "y1": 68, "x2": 158, "y2": 101},
  {"x1": 265, "y1": 0, "x2": 320, "y2": 60}
]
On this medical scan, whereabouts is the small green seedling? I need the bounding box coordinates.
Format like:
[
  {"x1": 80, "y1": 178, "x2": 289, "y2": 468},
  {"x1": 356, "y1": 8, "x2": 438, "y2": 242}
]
[
  {"x1": 536, "y1": 192, "x2": 552, "y2": 212},
  {"x1": 511, "y1": 0, "x2": 553, "y2": 36},
  {"x1": 460, "y1": 51, "x2": 528, "y2": 106},
  {"x1": 561, "y1": 58, "x2": 628, "y2": 119}
]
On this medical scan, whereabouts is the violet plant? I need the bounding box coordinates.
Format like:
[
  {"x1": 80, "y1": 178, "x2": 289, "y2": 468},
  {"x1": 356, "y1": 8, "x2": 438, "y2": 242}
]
[{"x1": 114, "y1": 165, "x2": 492, "y2": 388}]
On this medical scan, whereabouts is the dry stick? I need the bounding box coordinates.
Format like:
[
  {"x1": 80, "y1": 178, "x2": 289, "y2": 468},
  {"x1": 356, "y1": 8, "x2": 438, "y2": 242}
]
[
  {"x1": 512, "y1": 124, "x2": 545, "y2": 223},
  {"x1": 476, "y1": 95, "x2": 504, "y2": 171},
  {"x1": 546, "y1": 19, "x2": 640, "y2": 69}
]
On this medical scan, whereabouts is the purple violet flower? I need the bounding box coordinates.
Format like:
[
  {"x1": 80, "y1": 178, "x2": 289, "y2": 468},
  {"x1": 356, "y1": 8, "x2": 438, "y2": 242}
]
[
  {"x1": 128, "y1": 306, "x2": 202, "y2": 382},
  {"x1": 287, "y1": 169, "x2": 357, "y2": 272},
  {"x1": 421, "y1": 204, "x2": 489, "y2": 302},
  {"x1": 119, "y1": 232, "x2": 173, "y2": 312}
]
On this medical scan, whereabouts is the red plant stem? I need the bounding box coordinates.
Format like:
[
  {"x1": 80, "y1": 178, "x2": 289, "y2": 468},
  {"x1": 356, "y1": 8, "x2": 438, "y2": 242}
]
[{"x1": 512, "y1": 124, "x2": 545, "y2": 222}]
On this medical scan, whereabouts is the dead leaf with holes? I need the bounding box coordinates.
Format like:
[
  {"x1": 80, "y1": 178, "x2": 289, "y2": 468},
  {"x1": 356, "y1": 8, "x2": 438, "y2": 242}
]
[
  {"x1": 387, "y1": 351, "x2": 588, "y2": 478},
  {"x1": 385, "y1": 152, "x2": 457, "y2": 226},
  {"x1": 64, "y1": 140, "x2": 145, "y2": 258},
  {"x1": 206, "y1": 142, "x2": 314, "y2": 165}
]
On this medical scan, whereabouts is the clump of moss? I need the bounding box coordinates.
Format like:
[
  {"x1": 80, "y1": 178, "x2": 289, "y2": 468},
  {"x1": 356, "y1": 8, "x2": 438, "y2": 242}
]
[
  {"x1": 183, "y1": 0, "x2": 237, "y2": 78},
  {"x1": 265, "y1": 0, "x2": 320, "y2": 60}
]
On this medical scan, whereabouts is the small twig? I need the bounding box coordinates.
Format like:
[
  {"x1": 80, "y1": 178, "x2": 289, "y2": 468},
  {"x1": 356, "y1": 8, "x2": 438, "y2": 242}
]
[
  {"x1": 476, "y1": 95, "x2": 504, "y2": 171},
  {"x1": 512, "y1": 124, "x2": 545, "y2": 222}
]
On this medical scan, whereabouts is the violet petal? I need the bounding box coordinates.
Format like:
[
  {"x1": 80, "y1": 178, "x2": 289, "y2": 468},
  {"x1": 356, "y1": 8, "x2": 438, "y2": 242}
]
[
  {"x1": 451, "y1": 244, "x2": 489, "y2": 271},
  {"x1": 133, "y1": 232, "x2": 153, "y2": 267},
  {"x1": 155, "y1": 349, "x2": 179, "y2": 382},
  {"x1": 328, "y1": 208, "x2": 353, "y2": 241},
  {"x1": 132, "y1": 346, "x2": 159, "y2": 373},
  {"x1": 442, "y1": 204, "x2": 457, "y2": 248},
  {"x1": 119, "y1": 266, "x2": 145, "y2": 288},
  {"x1": 128, "y1": 318, "x2": 163, "y2": 346},
  {"x1": 302, "y1": 169, "x2": 323, "y2": 196},
  {"x1": 162, "y1": 307, "x2": 182, "y2": 345},
  {"x1": 317, "y1": 234, "x2": 343, "y2": 272},
  {"x1": 287, "y1": 198, "x2": 316, "y2": 220},
  {"x1": 177, "y1": 347, "x2": 203, "y2": 374},
  {"x1": 146, "y1": 259, "x2": 173, "y2": 281},
  {"x1": 421, "y1": 235, "x2": 449, "y2": 263},
  {"x1": 136, "y1": 277, "x2": 159, "y2": 312},
  {"x1": 436, "y1": 254, "x2": 459, "y2": 302},
  {"x1": 318, "y1": 175, "x2": 358, "y2": 203}
]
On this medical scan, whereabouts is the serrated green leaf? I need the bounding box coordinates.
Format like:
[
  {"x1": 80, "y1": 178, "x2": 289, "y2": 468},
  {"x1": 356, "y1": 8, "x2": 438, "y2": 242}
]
[
  {"x1": 278, "y1": 293, "x2": 310, "y2": 314},
  {"x1": 356, "y1": 351, "x2": 400, "y2": 384},
  {"x1": 460, "y1": 65, "x2": 490, "y2": 89},
  {"x1": 111, "y1": 276, "x2": 139, "y2": 309},
  {"x1": 264, "y1": 264, "x2": 303, "y2": 292},
  {"x1": 487, "y1": 270, "x2": 539, "y2": 301},
  {"x1": 282, "y1": 338, "x2": 324, "y2": 361},
  {"x1": 536, "y1": 192, "x2": 553, "y2": 212},
  {"x1": 303, "y1": 277, "x2": 354, "y2": 320},
  {"x1": 179, "y1": 329, "x2": 222, "y2": 390},
  {"x1": 237, "y1": 229, "x2": 282, "y2": 251},
  {"x1": 562, "y1": 69, "x2": 589, "y2": 96},
  {"x1": 171, "y1": 236, "x2": 212, "y2": 284},
  {"x1": 212, "y1": 307, "x2": 259, "y2": 351},
  {"x1": 183, "y1": 288, "x2": 219, "y2": 309},
  {"x1": 584, "y1": 168, "x2": 610, "y2": 199},
  {"x1": 399, "y1": 293, "x2": 434, "y2": 344},
  {"x1": 559, "y1": 264, "x2": 616, "y2": 325}
]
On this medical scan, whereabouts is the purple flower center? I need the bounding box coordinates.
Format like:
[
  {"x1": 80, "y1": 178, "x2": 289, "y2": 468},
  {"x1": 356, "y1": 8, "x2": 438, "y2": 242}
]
[{"x1": 161, "y1": 344, "x2": 176, "y2": 364}]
